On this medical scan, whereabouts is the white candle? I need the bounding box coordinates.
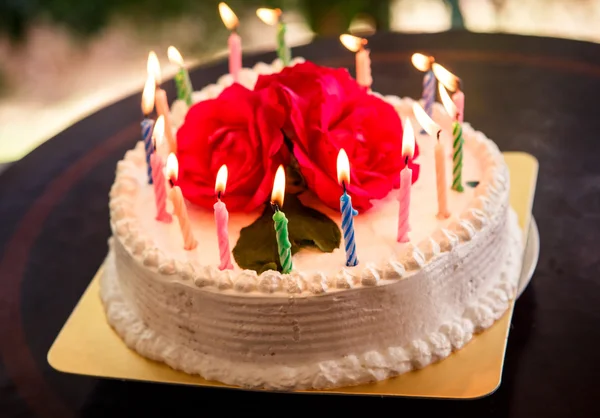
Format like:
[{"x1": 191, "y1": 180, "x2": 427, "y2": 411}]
[{"x1": 412, "y1": 102, "x2": 450, "y2": 219}]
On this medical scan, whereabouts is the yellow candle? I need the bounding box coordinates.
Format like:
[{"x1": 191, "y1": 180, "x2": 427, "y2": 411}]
[
  {"x1": 147, "y1": 51, "x2": 177, "y2": 154},
  {"x1": 166, "y1": 153, "x2": 197, "y2": 250}
]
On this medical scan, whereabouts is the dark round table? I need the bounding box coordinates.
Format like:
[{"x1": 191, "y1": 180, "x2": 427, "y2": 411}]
[{"x1": 1, "y1": 32, "x2": 599, "y2": 418}]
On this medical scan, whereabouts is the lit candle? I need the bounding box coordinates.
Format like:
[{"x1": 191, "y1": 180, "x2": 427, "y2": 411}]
[
  {"x1": 270, "y1": 165, "x2": 293, "y2": 273},
  {"x1": 150, "y1": 116, "x2": 173, "y2": 223},
  {"x1": 166, "y1": 153, "x2": 197, "y2": 250},
  {"x1": 219, "y1": 2, "x2": 242, "y2": 82},
  {"x1": 413, "y1": 102, "x2": 450, "y2": 219},
  {"x1": 439, "y1": 84, "x2": 464, "y2": 193},
  {"x1": 340, "y1": 34, "x2": 372, "y2": 89},
  {"x1": 141, "y1": 74, "x2": 155, "y2": 185},
  {"x1": 256, "y1": 8, "x2": 291, "y2": 66},
  {"x1": 397, "y1": 120, "x2": 415, "y2": 243},
  {"x1": 433, "y1": 63, "x2": 464, "y2": 123},
  {"x1": 214, "y1": 165, "x2": 234, "y2": 270},
  {"x1": 167, "y1": 46, "x2": 193, "y2": 106},
  {"x1": 147, "y1": 51, "x2": 177, "y2": 154},
  {"x1": 411, "y1": 53, "x2": 436, "y2": 123},
  {"x1": 337, "y1": 149, "x2": 359, "y2": 267}
]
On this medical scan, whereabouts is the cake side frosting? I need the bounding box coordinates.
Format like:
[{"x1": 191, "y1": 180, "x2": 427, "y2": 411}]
[{"x1": 101, "y1": 210, "x2": 521, "y2": 389}]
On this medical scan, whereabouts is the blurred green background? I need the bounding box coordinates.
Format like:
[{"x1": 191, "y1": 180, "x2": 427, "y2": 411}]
[
  {"x1": 0, "y1": 0, "x2": 404, "y2": 40},
  {"x1": 2, "y1": 0, "x2": 599, "y2": 166}
]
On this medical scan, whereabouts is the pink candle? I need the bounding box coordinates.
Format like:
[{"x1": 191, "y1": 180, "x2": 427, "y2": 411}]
[
  {"x1": 397, "y1": 119, "x2": 415, "y2": 243},
  {"x1": 150, "y1": 153, "x2": 172, "y2": 223},
  {"x1": 432, "y1": 62, "x2": 464, "y2": 122},
  {"x1": 228, "y1": 32, "x2": 242, "y2": 82},
  {"x1": 214, "y1": 201, "x2": 233, "y2": 270},
  {"x1": 214, "y1": 165, "x2": 233, "y2": 270},
  {"x1": 166, "y1": 153, "x2": 197, "y2": 251},
  {"x1": 452, "y1": 89, "x2": 465, "y2": 123},
  {"x1": 219, "y1": 3, "x2": 242, "y2": 82}
]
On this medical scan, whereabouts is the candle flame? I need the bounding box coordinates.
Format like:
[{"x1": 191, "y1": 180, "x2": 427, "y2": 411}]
[
  {"x1": 337, "y1": 149, "x2": 351, "y2": 185},
  {"x1": 215, "y1": 164, "x2": 228, "y2": 194},
  {"x1": 166, "y1": 153, "x2": 179, "y2": 181},
  {"x1": 271, "y1": 165, "x2": 286, "y2": 207},
  {"x1": 141, "y1": 74, "x2": 156, "y2": 115},
  {"x1": 412, "y1": 102, "x2": 440, "y2": 137},
  {"x1": 402, "y1": 119, "x2": 415, "y2": 159},
  {"x1": 147, "y1": 51, "x2": 162, "y2": 84},
  {"x1": 167, "y1": 46, "x2": 185, "y2": 67},
  {"x1": 340, "y1": 34, "x2": 366, "y2": 52},
  {"x1": 256, "y1": 8, "x2": 281, "y2": 26},
  {"x1": 402, "y1": 118, "x2": 415, "y2": 160},
  {"x1": 152, "y1": 115, "x2": 165, "y2": 146},
  {"x1": 411, "y1": 53, "x2": 434, "y2": 72},
  {"x1": 219, "y1": 2, "x2": 239, "y2": 30},
  {"x1": 432, "y1": 63, "x2": 459, "y2": 92},
  {"x1": 439, "y1": 83, "x2": 458, "y2": 119}
]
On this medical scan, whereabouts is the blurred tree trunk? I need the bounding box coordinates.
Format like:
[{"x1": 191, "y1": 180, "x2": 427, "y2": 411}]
[{"x1": 299, "y1": 0, "x2": 391, "y2": 36}]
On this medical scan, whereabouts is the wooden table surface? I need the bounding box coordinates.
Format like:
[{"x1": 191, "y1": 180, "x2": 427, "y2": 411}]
[{"x1": 0, "y1": 31, "x2": 598, "y2": 418}]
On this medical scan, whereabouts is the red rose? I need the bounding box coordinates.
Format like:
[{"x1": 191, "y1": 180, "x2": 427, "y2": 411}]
[
  {"x1": 176, "y1": 83, "x2": 289, "y2": 211},
  {"x1": 255, "y1": 62, "x2": 419, "y2": 211}
]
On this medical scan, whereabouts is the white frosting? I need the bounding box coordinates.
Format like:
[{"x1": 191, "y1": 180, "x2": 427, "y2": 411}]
[{"x1": 100, "y1": 59, "x2": 524, "y2": 390}]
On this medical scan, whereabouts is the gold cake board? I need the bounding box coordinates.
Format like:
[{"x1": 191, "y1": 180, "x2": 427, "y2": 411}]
[{"x1": 48, "y1": 152, "x2": 538, "y2": 399}]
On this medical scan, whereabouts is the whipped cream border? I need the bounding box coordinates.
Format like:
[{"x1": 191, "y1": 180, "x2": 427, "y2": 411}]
[
  {"x1": 100, "y1": 211, "x2": 522, "y2": 390},
  {"x1": 109, "y1": 59, "x2": 509, "y2": 296}
]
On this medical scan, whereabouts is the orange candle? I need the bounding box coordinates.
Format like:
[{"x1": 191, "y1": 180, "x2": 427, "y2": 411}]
[
  {"x1": 147, "y1": 51, "x2": 177, "y2": 154},
  {"x1": 339, "y1": 34, "x2": 372, "y2": 89},
  {"x1": 413, "y1": 102, "x2": 450, "y2": 219},
  {"x1": 166, "y1": 153, "x2": 197, "y2": 250}
]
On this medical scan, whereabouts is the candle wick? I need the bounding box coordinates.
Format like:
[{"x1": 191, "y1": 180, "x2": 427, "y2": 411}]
[
  {"x1": 217, "y1": 191, "x2": 222, "y2": 201},
  {"x1": 405, "y1": 156, "x2": 409, "y2": 166},
  {"x1": 271, "y1": 202, "x2": 280, "y2": 213},
  {"x1": 342, "y1": 181, "x2": 347, "y2": 194},
  {"x1": 169, "y1": 178, "x2": 175, "y2": 188},
  {"x1": 436, "y1": 130, "x2": 442, "y2": 141}
]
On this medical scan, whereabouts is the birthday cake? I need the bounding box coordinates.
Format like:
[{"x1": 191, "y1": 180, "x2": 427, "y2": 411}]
[{"x1": 100, "y1": 54, "x2": 523, "y2": 390}]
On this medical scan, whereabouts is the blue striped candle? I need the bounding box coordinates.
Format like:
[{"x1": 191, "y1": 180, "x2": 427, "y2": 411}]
[
  {"x1": 423, "y1": 69, "x2": 436, "y2": 118},
  {"x1": 340, "y1": 190, "x2": 358, "y2": 267},
  {"x1": 141, "y1": 118, "x2": 155, "y2": 184},
  {"x1": 411, "y1": 53, "x2": 436, "y2": 134}
]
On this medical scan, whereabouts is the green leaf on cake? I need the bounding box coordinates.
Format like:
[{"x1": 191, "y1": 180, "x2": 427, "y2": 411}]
[{"x1": 233, "y1": 194, "x2": 341, "y2": 274}]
